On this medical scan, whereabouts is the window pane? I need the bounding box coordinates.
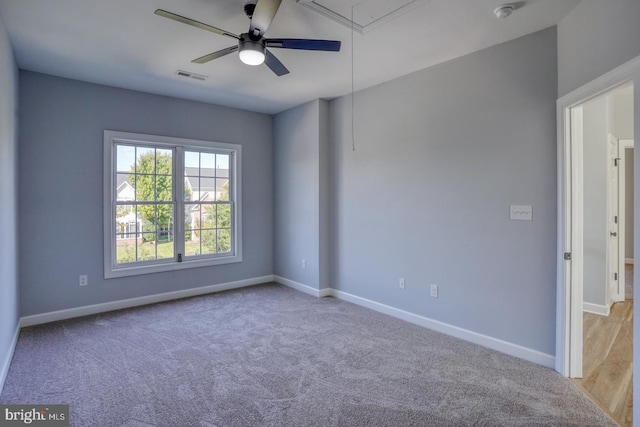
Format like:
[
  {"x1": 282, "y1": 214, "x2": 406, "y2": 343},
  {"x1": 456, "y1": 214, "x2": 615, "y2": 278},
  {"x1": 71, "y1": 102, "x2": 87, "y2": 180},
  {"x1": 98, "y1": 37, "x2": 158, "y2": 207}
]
[
  {"x1": 156, "y1": 149, "x2": 172, "y2": 175},
  {"x1": 201, "y1": 204, "x2": 215, "y2": 228},
  {"x1": 216, "y1": 179, "x2": 229, "y2": 201},
  {"x1": 136, "y1": 147, "x2": 155, "y2": 174},
  {"x1": 201, "y1": 153, "x2": 215, "y2": 176},
  {"x1": 216, "y1": 154, "x2": 229, "y2": 177},
  {"x1": 116, "y1": 241, "x2": 136, "y2": 264},
  {"x1": 157, "y1": 206, "x2": 174, "y2": 239},
  {"x1": 185, "y1": 151, "x2": 199, "y2": 169},
  {"x1": 188, "y1": 177, "x2": 200, "y2": 201},
  {"x1": 157, "y1": 237, "x2": 174, "y2": 259},
  {"x1": 185, "y1": 230, "x2": 198, "y2": 254},
  {"x1": 184, "y1": 177, "x2": 193, "y2": 201},
  {"x1": 217, "y1": 203, "x2": 231, "y2": 228},
  {"x1": 201, "y1": 229, "x2": 216, "y2": 255},
  {"x1": 116, "y1": 174, "x2": 135, "y2": 201},
  {"x1": 200, "y1": 178, "x2": 215, "y2": 200},
  {"x1": 116, "y1": 145, "x2": 136, "y2": 173},
  {"x1": 138, "y1": 234, "x2": 155, "y2": 261},
  {"x1": 217, "y1": 229, "x2": 231, "y2": 253},
  {"x1": 139, "y1": 205, "x2": 155, "y2": 232},
  {"x1": 191, "y1": 204, "x2": 202, "y2": 229},
  {"x1": 185, "y1": 203, "x2": 196, "y2": 229},
  {"x1": 136, "y1": 174, "x2": 155, "y2": 201},
  {"x1": 156, "y1": 176, "x2": 172, "y2": 201}
]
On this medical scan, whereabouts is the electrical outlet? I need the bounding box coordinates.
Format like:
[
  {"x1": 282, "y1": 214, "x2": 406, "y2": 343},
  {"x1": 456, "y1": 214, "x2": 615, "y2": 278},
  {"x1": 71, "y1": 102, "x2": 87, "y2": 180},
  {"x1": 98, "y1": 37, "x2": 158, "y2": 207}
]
[
  {"x1": 399, "y1": 278, "x2": 405, "y2": 289},
  {"x1": 79, "y1": 275, "x2": 88, "y2": 287},
  {"x1": 301, "y1": 259, "x2": 306, "y2": 269},
  {"x1": 430, "y1": 284, "x2": 438, "y2": 298}
]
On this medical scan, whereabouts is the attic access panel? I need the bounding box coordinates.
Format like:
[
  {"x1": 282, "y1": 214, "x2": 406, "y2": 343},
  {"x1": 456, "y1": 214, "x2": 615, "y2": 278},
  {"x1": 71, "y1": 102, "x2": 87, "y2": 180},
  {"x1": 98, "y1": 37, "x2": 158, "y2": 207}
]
[{"x1": 297, "y1": 0, "x2": 427, "y2": 34}]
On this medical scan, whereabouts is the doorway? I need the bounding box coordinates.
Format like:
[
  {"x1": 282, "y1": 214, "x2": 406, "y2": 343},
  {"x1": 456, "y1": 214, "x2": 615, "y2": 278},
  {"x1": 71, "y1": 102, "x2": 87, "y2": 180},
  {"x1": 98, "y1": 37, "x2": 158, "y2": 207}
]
[{"x1": 556, "y1": 58, "x2": 638, "y2": 425}]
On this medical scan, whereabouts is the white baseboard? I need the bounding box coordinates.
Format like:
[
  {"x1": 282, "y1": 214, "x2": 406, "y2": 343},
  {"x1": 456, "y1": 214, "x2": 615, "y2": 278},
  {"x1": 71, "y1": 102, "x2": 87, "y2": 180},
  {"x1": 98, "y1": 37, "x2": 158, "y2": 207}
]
[
  {"x1": 20, "y1": 275, "x2": 274, "y2": 328},
  {"x1": 318, "y1": 288, "x2": 332, "y2": 298},
  {"x1": 626, "y1": 258, "x2": 634, "y2": 265},
  {"x1": 0, "y1": 323, "x2": 20, "y2": 395},
  {"x1": 583, "y1": 302, "x2": 611, "y2": 316},
  {"x1": 274, "y1": 276, "x2": 326, "y2": 297},
  {"x1": 321, "y1": 289, "x2": 555, "y2": 369}
]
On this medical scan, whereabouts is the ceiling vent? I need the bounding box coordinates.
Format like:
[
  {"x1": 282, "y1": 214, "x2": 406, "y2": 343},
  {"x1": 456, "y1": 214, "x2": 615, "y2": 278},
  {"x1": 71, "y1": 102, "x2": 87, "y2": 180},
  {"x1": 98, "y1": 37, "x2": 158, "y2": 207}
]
[
  {"x1": 297, "y1": 0, "x2": 427, "y2": 34},
  {"x1": 176, "y1": 70, "x2": 208, "y2": 81}
]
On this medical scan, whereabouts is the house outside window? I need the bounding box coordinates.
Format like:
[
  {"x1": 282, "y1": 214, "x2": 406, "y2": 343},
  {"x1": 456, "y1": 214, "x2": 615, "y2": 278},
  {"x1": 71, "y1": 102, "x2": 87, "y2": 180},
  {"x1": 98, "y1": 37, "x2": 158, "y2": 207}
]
[{"x1": 104, "y1": 131, "x2": 242, "y2": 278}]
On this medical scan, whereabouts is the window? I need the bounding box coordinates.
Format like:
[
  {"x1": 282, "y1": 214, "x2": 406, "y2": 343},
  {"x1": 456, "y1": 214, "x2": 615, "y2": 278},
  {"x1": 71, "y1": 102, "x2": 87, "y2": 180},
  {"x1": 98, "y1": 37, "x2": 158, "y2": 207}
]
[{"x1": 104, "y1": 131, "x2": 242, "y2": 278}]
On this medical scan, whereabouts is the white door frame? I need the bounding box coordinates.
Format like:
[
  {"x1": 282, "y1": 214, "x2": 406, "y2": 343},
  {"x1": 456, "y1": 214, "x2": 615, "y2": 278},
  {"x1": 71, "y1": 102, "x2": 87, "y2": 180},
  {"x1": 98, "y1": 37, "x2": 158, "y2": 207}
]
[
  {"x1": 607, "y1": 134, "x2": 621, "y2": 305},
  {"x1": 556, "y1": 55, "x2": 640, "y2": 377},
  {"x1": 617, "y1": 139, "x2": 634, "y2": 301}
]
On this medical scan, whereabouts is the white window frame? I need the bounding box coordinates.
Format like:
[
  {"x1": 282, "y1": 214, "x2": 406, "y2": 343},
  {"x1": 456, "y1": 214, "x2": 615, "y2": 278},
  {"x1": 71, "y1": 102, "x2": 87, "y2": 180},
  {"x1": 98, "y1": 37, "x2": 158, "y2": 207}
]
[{"x1": 104, "y1": 130, "x2": 242, "y2": 279}]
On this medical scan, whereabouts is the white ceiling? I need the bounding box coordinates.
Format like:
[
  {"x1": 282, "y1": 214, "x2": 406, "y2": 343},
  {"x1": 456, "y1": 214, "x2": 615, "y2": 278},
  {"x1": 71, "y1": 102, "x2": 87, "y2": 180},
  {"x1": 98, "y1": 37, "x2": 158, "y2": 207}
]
[{"x1": 0, "y1": 0, "x2": 581, "y2": 114}]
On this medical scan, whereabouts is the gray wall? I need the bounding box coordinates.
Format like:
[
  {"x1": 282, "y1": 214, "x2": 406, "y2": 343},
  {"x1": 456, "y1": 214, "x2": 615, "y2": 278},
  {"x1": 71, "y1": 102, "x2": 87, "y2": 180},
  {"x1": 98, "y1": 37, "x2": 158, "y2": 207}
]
[
  {"x1": 273, "y1": 99, "x2": 330, "y2": 289},
  {"x1": 329, "y1": 28, "x2": 558, "y2": 355},
  {"x1": 0, "y1": 13, "x2": 19, "y2": 390},
  {"x1": 19, "y1": 71, "x2": 273, "y2": 316},
  {"x1": 582, "y1": 97, "x2": 608, "y2": 306},
  {"x1": 557, "y1": 0, "x2": 640, "y2": 96}
]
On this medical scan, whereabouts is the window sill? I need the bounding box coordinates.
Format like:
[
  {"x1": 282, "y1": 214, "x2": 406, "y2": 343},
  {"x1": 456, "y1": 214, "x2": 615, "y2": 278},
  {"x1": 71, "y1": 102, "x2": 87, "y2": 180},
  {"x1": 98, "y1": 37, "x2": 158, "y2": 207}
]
[{"x1": 104, "y1": 254, "x2": 242, "y2": 279}]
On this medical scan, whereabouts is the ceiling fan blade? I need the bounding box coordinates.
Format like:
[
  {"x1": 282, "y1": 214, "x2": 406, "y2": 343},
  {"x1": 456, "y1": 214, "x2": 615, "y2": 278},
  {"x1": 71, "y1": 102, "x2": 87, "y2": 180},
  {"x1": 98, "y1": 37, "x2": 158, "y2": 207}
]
[
  {"x1": 249, "y1": 0, "x2": 282, "y2": 37},
  {"x1": 264, "y1": 50, "x2": 289, "y2": 76},
  {"x1": 155, "y1": 9, "x2": 239, "y2": 40},
  {"x1": 265, "y1": 38, "x2": 341, "y2": 52},
  {"x1": 192, "y1": 45, "x2": 239, "y2": 64}
]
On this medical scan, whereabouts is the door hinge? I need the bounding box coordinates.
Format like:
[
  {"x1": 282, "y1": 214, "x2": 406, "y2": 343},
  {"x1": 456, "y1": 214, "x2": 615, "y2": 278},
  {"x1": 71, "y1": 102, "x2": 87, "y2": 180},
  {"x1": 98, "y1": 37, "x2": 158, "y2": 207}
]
[
  {"x1": 564, "y1": 252, "x2": 571, "y2": 261},
  {"x1": 614, "y1": 158, "x2": 621, "y2": 166},
  {"x1": 614, "y1": 272, "x2": 618, "y2": 281}
]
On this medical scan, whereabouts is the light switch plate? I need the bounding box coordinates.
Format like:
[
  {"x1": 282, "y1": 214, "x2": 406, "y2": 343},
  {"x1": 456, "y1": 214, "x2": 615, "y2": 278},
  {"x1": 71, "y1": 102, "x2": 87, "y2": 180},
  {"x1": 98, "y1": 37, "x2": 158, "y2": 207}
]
[{"x1": 510, "y1": 205, "x2": 532, "y2": 221}]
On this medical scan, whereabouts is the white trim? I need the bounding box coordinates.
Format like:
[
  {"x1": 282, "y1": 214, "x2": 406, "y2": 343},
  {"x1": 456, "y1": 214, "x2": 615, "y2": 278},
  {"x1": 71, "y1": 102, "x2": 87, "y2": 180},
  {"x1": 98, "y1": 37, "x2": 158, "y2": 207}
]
[
  {"x1": 557, "y1": 53, "x2": 640, "y2": 378},
  {"x1": 608, "y1": 134, "x2": 622, "y2": 304},
  {"x1": 325, "y1": 289, "x2": 555, "y2": 368},
  {"x1": 558, "y1": 56, "x2": 640, "y2": 108},
  {"x1": 618, "y1": 139, "x2": 634, "y2": 300},
  {"x1": 583, "y1": 302, "x2": 611, "y2": 316},
  {"x1": 275, "y1": 276, "x2": 324, "y2": 297},
  {"x1": 0, "y1": 323, "x2": 20, "y2": 394},
  {"x1": 20, "y1": 275, "x2": 273, "y2": 328},
  {"x1": 556, "y1": 96, "x2": 572, "y2": 376},
  {"x1": 318, "y1": 288, "x2": 332, "y2": 298},
  {"x1": 569, "y1": 105, "x2": 585, "y2": 378},
  {"x1": 626, "y1": 258, "x2": 634, "y2": 264}
]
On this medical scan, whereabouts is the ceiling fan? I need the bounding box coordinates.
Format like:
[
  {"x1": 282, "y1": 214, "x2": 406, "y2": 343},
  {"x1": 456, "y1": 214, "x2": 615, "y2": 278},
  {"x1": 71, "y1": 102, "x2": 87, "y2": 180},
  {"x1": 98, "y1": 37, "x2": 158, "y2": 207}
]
[{"x1": 155, "y1": 0, "x2": 341, "y2": 76}]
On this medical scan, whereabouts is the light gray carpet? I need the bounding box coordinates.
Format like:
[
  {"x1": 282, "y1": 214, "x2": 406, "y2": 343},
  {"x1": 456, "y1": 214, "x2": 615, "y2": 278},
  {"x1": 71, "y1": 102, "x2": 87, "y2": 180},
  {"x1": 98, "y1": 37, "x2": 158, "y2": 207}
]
[{"x1": 1, "y1": 283, "x2": 617, "y2": 426}]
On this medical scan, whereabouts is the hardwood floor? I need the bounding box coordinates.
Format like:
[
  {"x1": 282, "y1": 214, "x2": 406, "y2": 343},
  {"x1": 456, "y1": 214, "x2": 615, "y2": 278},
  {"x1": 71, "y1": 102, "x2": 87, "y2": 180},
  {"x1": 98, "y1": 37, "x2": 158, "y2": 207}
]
[{"x1": 573, "y1": 264, "x2": 634, "y2": 427}]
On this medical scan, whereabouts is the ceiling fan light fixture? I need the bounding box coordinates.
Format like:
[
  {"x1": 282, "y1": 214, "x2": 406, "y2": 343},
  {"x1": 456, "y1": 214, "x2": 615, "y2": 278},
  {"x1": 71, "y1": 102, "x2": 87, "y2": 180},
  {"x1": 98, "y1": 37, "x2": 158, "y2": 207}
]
[{"x1": 239, "y1": 37, "x2": 266, "y2": 66}]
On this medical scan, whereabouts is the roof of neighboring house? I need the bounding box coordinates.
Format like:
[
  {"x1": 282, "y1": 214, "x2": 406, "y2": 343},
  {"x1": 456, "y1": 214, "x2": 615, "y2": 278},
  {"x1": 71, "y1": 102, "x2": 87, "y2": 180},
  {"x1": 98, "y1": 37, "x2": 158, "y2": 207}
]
[
  {"x1": 184, "y1": 167, "x2": 228, "y2": 178},
  {"x1": 116, "y1": 175, "x2": 133, "y2": 193},
  {"x1": 115, "y1": 169, "x2": 229, "y2": 195},
  {"x1": 184, "y1": 168, "x2": 229, "y2": 193}
]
